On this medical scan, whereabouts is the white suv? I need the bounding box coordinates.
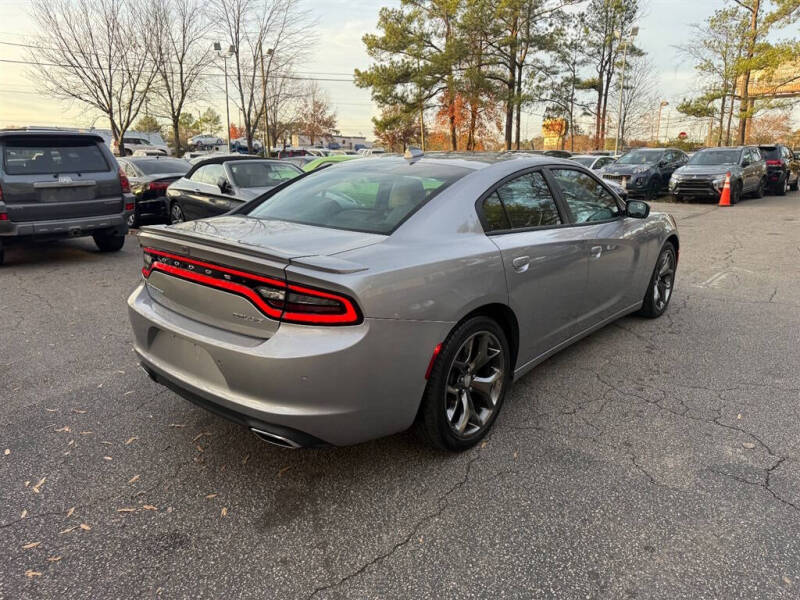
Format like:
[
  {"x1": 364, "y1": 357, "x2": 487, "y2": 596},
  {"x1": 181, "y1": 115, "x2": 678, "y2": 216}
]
[{"x1": 112, "y1": 136, "x2": 170, "y2": 157}]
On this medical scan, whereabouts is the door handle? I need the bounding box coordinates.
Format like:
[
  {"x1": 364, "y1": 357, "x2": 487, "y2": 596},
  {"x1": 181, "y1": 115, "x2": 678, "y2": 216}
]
[
  {"x1": 511, "y1": 256, "x2": 530, "y2": 273},
  {"x1": 590, "y1": 245, "x2": 603, "y2": 259}
]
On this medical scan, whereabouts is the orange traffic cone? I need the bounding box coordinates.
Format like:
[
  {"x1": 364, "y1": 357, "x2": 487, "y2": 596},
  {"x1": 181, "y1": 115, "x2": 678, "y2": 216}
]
[{"x1": 718, "y1": 172, "x2": 732, "y2": 206}]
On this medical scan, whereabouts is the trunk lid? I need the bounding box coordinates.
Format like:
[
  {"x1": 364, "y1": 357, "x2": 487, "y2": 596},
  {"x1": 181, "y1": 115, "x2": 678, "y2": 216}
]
[{"x1": 1, "y1": 134, "x2": 123, "y2": 222}]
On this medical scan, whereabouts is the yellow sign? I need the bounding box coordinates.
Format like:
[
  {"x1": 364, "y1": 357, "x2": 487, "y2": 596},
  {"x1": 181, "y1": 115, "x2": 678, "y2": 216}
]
[
  {"x1": 542, "y1": 118, "x2": 567, "y2": 137},
  {"x1": 739, "y1": 61, "x2": 800, "y2": 98}
]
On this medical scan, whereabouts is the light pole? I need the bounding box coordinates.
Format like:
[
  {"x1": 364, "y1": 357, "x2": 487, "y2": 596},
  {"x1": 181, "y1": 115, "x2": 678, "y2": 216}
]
[
  {"x1": 614, "y1": 26, "x2": 638, "y2": 156},
  {"x1": 655, "y1": 100, "x2": 669, "y2": 143},
  {"x1": 214, "y1": 42, "x2": 236, "y2": 152}
]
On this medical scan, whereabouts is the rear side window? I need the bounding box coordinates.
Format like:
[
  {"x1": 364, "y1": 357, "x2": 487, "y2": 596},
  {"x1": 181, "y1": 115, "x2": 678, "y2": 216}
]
[
  {"x1": 228, "y1": 162, "x2": 299, "y2": 188},
  {"x1": 494, "y1": 171, "x2": 561, "y2": 229},
  {"x1": 3, "y1": 139, "x2": 109, "y2": 175}
]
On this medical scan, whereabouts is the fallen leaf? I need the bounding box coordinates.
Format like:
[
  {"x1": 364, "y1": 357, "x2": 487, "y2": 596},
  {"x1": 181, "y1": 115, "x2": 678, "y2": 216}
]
[
  {"x1": 142, "y1": 505, "x2": 157, "y2": 511},
  {"x1": 192, "y1": 432, "x2": 210, "y2": 442},
  {"x1": 277, "y1": 466, "x2": 291, "y2": 477},
  {"x1": 97, "y1": 384, "x2": 103, "y2": 389},
  {"x1": 79, "y1": 523, "x2": 91, "y2": 531},
  {"x1": 117, "y1": 370, "x2": 125, "y2": 375},
  {"x1": 66, "y1": 507, "x2": 75, "y2": 518},
  {"x1": 513, "y1": 452, "x2": 518, "y2": 459},
  {"x1": 24, "y1": 480, "x2": 30, "y2": 487},
  {"x1": 103, "y1": 456, "x2": 113, "y2": 461},
  {"x1": 22, "y1": 541, "x2": 41, "y2": 549},
  {"x1": 167, "y1": 507, "x2": 173, "y2": 513},
  {"x1": 242, "y1": 454, "x2": 250, "y2": 465},
  {"x1": 79, "y1": 431, "x2": 93, "y2": 435},
  {"x1": 4, "y1": 448, "x2": 9, "y2": 455},
  {"x1": 100, "y1": 441, "x2": 113, "y2": 446},
  {"x1": 59, "y1": 526, "x2": 76, "y2": 534},
  {"x1": 742, "y1": 442, "x2": 756, "y2": 449},
  {"x1": 205, "y1": 494, "x2": 217, "y2": 499},
  {"x1": 128, "y1": 475, "x2": 140, "y2": 484},
  {"x1": 221, "y1": 507, "x2": 228, "y2": 517},
  {"x1": 737, "y1": 413, "x2": 743, "y2": 420},
  {"x1": 72, "y1": 409, "x2": 86, "y2": 414},
  {"x1": 195, "y1": 445, "x2": 204, "y2": 453},
  {"x1": 55, "y1": 426, "x2": 70, "y2": 433},
  {"x1": 117, "y1": 508, "x2": 137, "y2": 513},
  {"x1": 67, "y1": 439, "x2": 75, "y2": 446},
  {"x1": 783, "y1": 576, "x2": 792, "y2": 585},
  {"x1": 168, "y1": 423, "x2": 185, "y2": 429},
  {"x1": 123, "y1": 390, "x2": 134, "y2": 396},
  {"x1": 45, "y1": 408, "x2": 57, "y2": 412},
  {"x1": 32, "y1": 477, "x2": 46, "y2": 494},
  {"x1": 125, "y1": 437, "x2": 138, "y2": 445},
  {"x1": 480, "y1": 441, "x2": 487, "y2": 448},
  {"x1": 47, "y1": 556, "x2": 62, "y2": 562},
  {"x1": 25, "y1": 570, "x2": 42, "y2": 578},
  {"x1": 21, "y1": 509, "x2": 28, "y2": 519}
]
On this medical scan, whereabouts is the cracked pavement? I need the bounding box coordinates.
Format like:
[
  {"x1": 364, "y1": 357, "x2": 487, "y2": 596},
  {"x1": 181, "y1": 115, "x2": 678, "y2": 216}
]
[{"x1": 2, "y1": 192, "x2": 800, "y2": 599}]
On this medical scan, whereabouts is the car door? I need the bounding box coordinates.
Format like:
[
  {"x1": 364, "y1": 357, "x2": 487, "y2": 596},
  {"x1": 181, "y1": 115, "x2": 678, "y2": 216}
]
[
  {"x1": 741, "y1": 148, "x2": 757, "y2": 192},
  {"x1": 177, "y1": 164, "x2": 226, "y2": 219},
  {"x1": 658, "y1": 150, "x2": 678, "y2": 189},
  {"x1": 547, "y1": 167, "x2": 646, "y2": 325},
  {"x1": 479, "y1": 169, "x2": 589, "y2": 364}
]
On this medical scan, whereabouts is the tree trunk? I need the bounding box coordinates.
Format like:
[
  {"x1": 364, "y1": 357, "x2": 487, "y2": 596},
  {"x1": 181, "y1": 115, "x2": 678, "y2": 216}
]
[
  {"x1": 738, "y1": 0, "x2": 760, "y2": 145},
  {"x1": 467, "y1": 100, "x2": 477, "y2": 151},
  {"x1": 594, "y1": 77, "x2": 603, "y2": 149},
  {"x1": 717, "y1": 86, "x2": 727, "y2": 147},
  {"x1": 514, "y1": 63, "x2": 523, "y2": 150},
  {"x1": 725, "y1": 91, "x2": 736, "y2": 145},
  {"x1": 172, "y1": 116, "x2": 181, "y2": 157}
]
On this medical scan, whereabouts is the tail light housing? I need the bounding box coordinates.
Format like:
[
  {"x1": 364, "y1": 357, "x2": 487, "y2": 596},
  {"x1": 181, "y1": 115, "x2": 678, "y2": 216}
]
[
  {"x1": 119, "y1": 167, "x2": 131, "y2": 193},
  {"x1": 766, "y1": 160, "x2": 782, "y2": 166},
  {"x1": 148, "y1": 181, "x2": 170, "y2": 191},
  {"x1": 141, "y1": 248, "x2": 361, "y2": 325}
]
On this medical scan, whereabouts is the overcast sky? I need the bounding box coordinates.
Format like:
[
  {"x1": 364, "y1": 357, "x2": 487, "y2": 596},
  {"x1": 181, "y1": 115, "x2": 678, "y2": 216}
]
[{"x1": 0, "y1": 0, "x2": 793, "y2": 140}]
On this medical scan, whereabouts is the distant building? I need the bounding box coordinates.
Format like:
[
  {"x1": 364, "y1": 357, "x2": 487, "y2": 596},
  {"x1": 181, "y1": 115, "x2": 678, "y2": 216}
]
[{"x1": 291, "y1": 134, "x2": 371, "y2": 151}]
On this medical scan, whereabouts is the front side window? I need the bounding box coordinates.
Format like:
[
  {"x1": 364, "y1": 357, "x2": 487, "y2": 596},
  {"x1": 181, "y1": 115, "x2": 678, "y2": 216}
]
[
  {"x1": 246, "y1": 161, "x2": 470, "y2": 234},
  {"x1": 550, "y1": 168, "x2": 621, "y2": 224}
]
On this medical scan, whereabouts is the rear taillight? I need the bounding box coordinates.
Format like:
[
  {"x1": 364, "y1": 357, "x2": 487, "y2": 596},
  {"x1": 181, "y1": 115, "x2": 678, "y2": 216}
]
[
  {"x1": 125, "y1": 202, "x2": 135, "y2": 211},
  {"x1": 119, "y1": 167, "x2": 131, "y2": 193},
  {"x1": 0, "y1": 213, "x2": 8, "y2": 221},
  {"x1": 766, "y1": 160, "x2": 782, "y2": 166},
  {"x1": 140, "y1": 248, "x2": 361, "y2": 325},
  {"x1": 148, "y1": 181, "x2": 170, "y2": 191}
]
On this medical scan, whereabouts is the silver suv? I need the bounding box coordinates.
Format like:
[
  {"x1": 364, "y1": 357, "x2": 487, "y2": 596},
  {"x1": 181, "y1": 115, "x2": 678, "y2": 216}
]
[{"x1": 0, "y1": 130, "x2": 134, "y2": 265}]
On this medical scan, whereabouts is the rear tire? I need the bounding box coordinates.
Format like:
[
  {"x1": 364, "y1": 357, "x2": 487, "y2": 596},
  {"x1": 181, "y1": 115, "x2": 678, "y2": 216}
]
[
  {"x1": 0, "y1": 241, "x2": 4, "y2": 266},
  {"x1": 169, "y1": 201, "x2": 185, "y2": 224},
  {"x1": 93, "y1": 231, "x2": 125, "y2": 252},
  {"x1": 637, "y1": 243, "x2": 676, "y2": 319},
  {"x1": 416, "y1": 316, "x2": 512, "y2": 452},
  {"x1": 126, "y1": 210, "x2": 139, "y2": 229},
  {"x1": 776, "y1": 173, "x2": 788, "y2": 196}
]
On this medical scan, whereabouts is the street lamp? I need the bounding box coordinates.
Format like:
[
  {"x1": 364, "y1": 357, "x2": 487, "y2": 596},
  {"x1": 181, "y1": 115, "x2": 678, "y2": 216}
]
[
  {"x1": 614, "y1": 26, "x2": 638, "y2": 156},
  {"x1": 655, "y1": 100, "x2": 669, "y2": 143},
  {"x1": 214, "y1": 42, "x2": 236, "y2": 152}
]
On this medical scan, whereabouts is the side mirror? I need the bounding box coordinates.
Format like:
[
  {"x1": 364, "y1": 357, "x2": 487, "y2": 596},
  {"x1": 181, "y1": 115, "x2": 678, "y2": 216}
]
[
  {"x1": 626, "y1": 200, "x2": 650, "y2": 219},
  {"x1": 216, "y1": 177, "x2": 230, "y2": 193}
]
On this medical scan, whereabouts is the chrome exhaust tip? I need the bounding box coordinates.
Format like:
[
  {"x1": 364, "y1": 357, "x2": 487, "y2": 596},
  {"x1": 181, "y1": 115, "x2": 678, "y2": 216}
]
[{"x1": 251, "y1": 427, "x2": 302, "y2": 449}]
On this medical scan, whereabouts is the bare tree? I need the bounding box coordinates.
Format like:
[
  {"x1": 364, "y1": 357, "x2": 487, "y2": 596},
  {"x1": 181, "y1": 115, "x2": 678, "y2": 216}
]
[
  {"x1": 29, "y1": 0, "x2": 157, "y2": 154},
  {"x1": 208, "y1": 0, "x2": 310, "y2": 153},
  {"x1": 609, "y1": 55, "x2": 658, "y2": 147},
  {"x1": 148, "y1": 0, "x2": 213, "y2": 156}
]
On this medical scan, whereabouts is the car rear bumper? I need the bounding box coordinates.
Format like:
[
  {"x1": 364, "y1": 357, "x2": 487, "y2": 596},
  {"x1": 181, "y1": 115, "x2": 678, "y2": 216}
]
[
  {"x1": 127, "y1": 281, "x2": 452, "y2": 446},
  {"x1": 136, "y1": 197, "x2": 168, "y2": 219},
  {"x1": 0, "y1": 211, "x2": 130, "y2": 240}
]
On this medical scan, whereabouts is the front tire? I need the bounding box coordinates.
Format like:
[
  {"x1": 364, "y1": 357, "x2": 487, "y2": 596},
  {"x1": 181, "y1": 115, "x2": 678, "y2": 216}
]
[
  {"x1": 93, "y1": 231, "x2": 125, "y2": 252},
  {"x1": 753, "y1": 177, "x2": 766, "y2": 198},
  {"x1": 637, "y1": 243, "x2": 676, "y2": 319},
  {"x1": 417, "y1": 316, "x2": 511, "y2": 451}
]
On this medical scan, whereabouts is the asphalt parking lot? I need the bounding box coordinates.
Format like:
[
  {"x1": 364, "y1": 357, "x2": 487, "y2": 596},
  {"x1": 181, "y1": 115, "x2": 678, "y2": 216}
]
[{"x1": 2, "y1": 192, "x2": 800, "y2": 599}]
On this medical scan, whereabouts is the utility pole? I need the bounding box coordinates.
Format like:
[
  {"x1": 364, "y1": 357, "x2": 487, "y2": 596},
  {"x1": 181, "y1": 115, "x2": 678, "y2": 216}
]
[
  {"x1": 214, "y1": 42, "x2": 236, "y2": 153},
  {"x1": 614, "y1": 27, "x2": 638, "y2": 156},
  {"x1": 259, "y1": 43, "x2": 274, "y2": 157},
  {"x1": 655, "y1": 100, "x2": 668, "y2": 143}
]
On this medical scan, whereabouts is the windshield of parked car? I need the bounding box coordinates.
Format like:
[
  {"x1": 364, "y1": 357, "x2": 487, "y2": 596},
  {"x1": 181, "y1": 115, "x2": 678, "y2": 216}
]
[
  {"x1": 228, "y1": 161, "x2": 300, "y2": 188},
  {"x1": 570, "y1": 156, "x2": 595, "y2": 167},
  {"x1": 135, "y1": 158, "x2": 190, "y2": 175},
  {"x1": 688, "y1": 150, "x2": 741, "y2": 165},
  {"x1": 615, "y1": 150, "x2": 663, "y2": 165},
  {"x1": 246, "y1": 161, "x2": 471, "y2": 234},
  {"x1": 3, "y1": 137, "x2": 109, "y2": 175}
]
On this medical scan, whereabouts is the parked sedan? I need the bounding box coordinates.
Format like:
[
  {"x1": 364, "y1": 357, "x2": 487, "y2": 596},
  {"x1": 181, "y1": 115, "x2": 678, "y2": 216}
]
[
  {"x1": 570, "y1": 154, "x2": 616, "y2": 171},
  {"x1": 165, "y1": 156, "x2": 302, "y2": 223},
  {"x1": 602, "y1": 148, "x2": 688, "y2": 199},
  {"x1": 130, "y1": 154, "x2": 678, "y2": 450},
  {"x1": 302, "y1": 155, "x2": 362, "y2": 171},
  {"x1": 117, "y1": 156, "x2": 191, "y2": 227},
  {"x1": 669, "y1": 146, "x2": 767, "y2": 203}
]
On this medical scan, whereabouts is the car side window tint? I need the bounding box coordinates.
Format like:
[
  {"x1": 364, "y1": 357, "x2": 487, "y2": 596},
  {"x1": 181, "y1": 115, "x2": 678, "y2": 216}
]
[
  {"x1": 482, "y1": 192, "x2": 510, "y2": 231},
  {"x1": 494, "y1": 172, "x2": 561, "y2": 229},
  {"x1": 550, "y1": 168, "x2": 621, "y2": 224}
]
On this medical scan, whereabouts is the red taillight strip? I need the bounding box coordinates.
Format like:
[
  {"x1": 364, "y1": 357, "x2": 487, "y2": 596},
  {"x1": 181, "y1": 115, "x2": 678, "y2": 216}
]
[
  {"x1": 141, "y1": 247, "x2": 362, "y2": 325},
  {"x1": 144, "y1": 247, "x2": 285, "y2": 287}
]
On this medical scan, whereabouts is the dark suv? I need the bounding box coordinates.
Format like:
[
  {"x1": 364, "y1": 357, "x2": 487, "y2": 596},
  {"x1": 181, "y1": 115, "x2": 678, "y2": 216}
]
[
  {"x1": 669, "y1": 146, "x2": 767, "y2": 204},
  {"x1": 758, "y1": 144, "x2": 799, "y2": 195},
  {"x1": 0, "y1": 130, "x2": 133, "y2": 265},
  {"x1": 600, "y1": 147, "x2": 688, "y2": 199}
]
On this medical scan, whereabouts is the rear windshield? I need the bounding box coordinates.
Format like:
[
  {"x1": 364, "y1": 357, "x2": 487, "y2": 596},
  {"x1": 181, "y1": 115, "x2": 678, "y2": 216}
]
[
  {"x1": 759, "y1": 147, "x2": 780, "y2": 160},
  {"x1": 135, "y1": 158, "x2": 190, "y2": 175},
  {"x1": 246, "y1": 160, "x2": 471, "y2": 234},
  {"x1": 688, "y1": 150, "x2": 741, "y2": 165},
  {"x1": 229, "y1": 161, "x2": 300, "y2": 188},
  {"x1": 3, "y1": 138, "x2": 109, "y2": 175}
]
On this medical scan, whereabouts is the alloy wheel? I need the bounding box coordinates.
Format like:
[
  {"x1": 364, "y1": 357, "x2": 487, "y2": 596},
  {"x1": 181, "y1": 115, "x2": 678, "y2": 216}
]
[
  {"x1": 170, "y1": 203, "x2": 184, "y2": 224},
  {"x1": 444, "y1": 331, "x2": 505, "y2": 438},
  {"x1": 653, "y1": 250, "x2": 675, "y2": 311}
]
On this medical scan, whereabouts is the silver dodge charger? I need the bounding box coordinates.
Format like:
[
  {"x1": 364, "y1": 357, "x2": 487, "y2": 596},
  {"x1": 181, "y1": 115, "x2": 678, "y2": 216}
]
[{"x1": 128, "y1": 152, "x2": 678, "y2": 451}]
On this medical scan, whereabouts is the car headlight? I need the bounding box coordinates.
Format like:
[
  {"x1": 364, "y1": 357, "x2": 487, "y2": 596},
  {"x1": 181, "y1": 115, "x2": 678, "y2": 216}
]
[{"x1": 712, "y1": 176, "x2": 726, "y2": 190}]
